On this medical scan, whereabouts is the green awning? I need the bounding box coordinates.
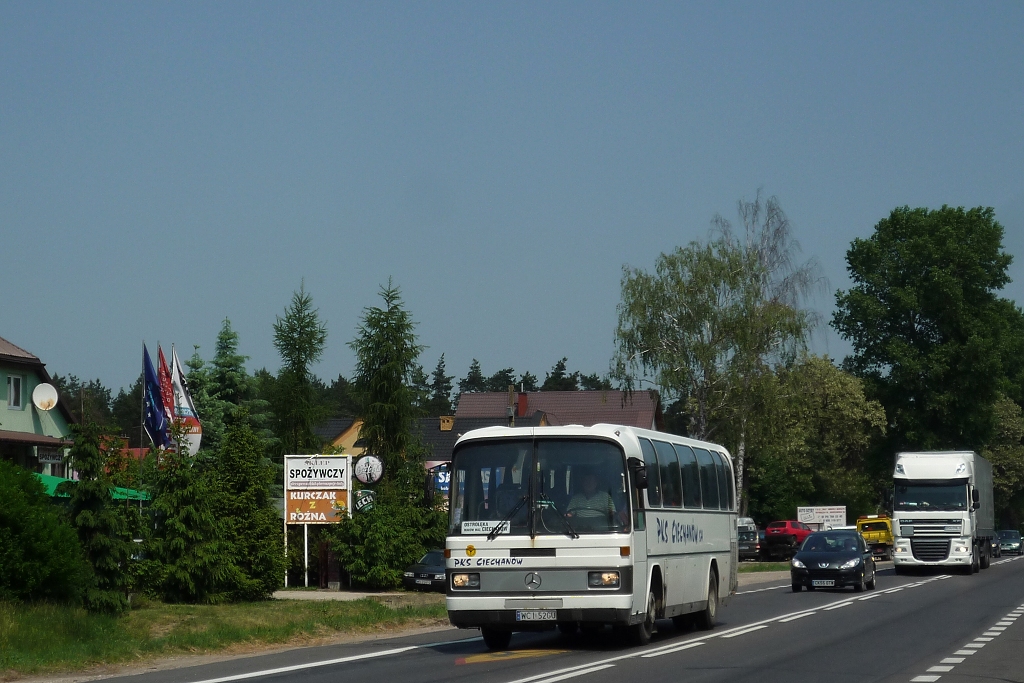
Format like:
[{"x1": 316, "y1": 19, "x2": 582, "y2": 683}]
[{"x1": 34, "y1": 473, "x2": 150, "y2": 501}]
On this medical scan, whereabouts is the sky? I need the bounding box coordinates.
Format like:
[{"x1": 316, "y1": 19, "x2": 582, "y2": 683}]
[{"x1": 3, "y1": 2, "x2": 1023, "y2": 394}]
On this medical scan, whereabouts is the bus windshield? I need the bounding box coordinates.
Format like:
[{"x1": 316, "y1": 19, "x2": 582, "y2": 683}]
[
  {"x1": 894, "y1": 483, "x2": 968, "y2": 511},
  {"x1": 449, "y1": 438, "x2": 630, "y2": 536}
]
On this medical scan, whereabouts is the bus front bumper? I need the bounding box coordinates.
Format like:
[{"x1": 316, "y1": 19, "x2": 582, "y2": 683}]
[{"x1": 447, "y1": 594, "x2": 636, "y2": 629}]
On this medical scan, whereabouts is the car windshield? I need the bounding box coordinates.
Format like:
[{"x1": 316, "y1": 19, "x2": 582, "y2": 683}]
[
  {"x1": 739, "y1": 530, "x2": 756, "y2": 542},
  {"x1": 449, "y1": 438, "x2": 629, "y2": 536},
  {"x1": 859, "y1": 522, "x2": 889, "y2": 532},
  {"x1": 998, "y1": 531, "x2": 1021, "y2": 540},
  {"x1": 801, "y1": 532, "x2": 861, "y2": 552},
  {"x1": 419, "y1": 551, "x2": 444, "y2": 565},
  {"x1": 894, "y1": 483, "x2": 968, "y2": 511}
]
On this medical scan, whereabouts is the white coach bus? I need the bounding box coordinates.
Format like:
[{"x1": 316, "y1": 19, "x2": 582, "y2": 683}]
[{"x1": 445, "y1": 424, "x2": 738, "y2": 650}]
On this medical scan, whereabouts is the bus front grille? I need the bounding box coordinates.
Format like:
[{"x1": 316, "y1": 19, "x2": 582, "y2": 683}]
[{"x1": 911, "y1": 539, "x2": 951, "y2": 562}]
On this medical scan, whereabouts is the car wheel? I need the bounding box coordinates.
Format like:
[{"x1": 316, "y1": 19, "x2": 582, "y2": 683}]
[
  {"x1": 694, "y1": 571, "x2": 718, "y2": 630},
  {"x1": 866, "y1": 572, "x2": 876, "y2": 590},
  {"x1": 481, "y1": 627, "x2": 512, "y2": 651},
  {"x1": 791, "y1": 583, "x2": 802, "y2": 592},
  {"x1": 630, "y1": 589, "x2": 656, "y2": 645},
  {"x1": 853, "y1": 573, "x2": 865, "y2": 592}
]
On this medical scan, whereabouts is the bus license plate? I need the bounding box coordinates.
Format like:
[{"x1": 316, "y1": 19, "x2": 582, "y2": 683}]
[
  {"x1": 516, "y1": 610, "x2": 556, "y2": 622},
  {"x1": 812, "y1": 579, "x2": 835, "y2": 587}
]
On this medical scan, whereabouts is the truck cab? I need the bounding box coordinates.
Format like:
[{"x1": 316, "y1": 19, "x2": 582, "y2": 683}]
[{"x1": 857, "y1": 515, "x2": 893, "y2": 560}]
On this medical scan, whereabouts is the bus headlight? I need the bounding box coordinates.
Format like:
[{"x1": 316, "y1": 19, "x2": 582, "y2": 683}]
[
  {"x1": 452, "y1": 573, "x2": 480, "y2": 589},
  {"x1": 588, "y1": 571, "x2": 620, "y2": 588}
]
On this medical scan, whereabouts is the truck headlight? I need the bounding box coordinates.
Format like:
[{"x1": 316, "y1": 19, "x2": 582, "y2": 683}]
[
  {"x1": 588, "y1": 571, "x2": 620, "y2": 588},
  {"x1": 954, "y1": 545, "x2": 969, "y2": 554},
  {"x1": 894, "y1": 547, "x2": 908, "y2": 554},
  {"x1": 840, "y1": 558, "x2": 861, "y2": 569},
  {"x1": 452, "y1": 573, "x2": 480, "y2": 589}
]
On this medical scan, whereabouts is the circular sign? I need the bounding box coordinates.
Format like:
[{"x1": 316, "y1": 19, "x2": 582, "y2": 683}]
[
  {"x1": 354, "y1": 455, "x2": 384, "y2": 485},
  {"x1": 466, "y1": 544, "x2": 476, "y2": 557}
]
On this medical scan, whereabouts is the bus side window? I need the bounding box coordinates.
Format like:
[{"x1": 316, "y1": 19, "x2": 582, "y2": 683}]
[
  {"x1": 674, "y1": 444, "x2": 702, "y2": 509},
  {"x1": 693, "y1": 448, "x2": 720, "y2": 510},
  {"x1": 639, "y1": 438, "x2": 662, "y2": 507},
  {"x1": 653, "y1": 440, "x2": 682, "y2": 508},
  {"x1": 710, "y1": 451, "x2": 731, "y2": 511}
]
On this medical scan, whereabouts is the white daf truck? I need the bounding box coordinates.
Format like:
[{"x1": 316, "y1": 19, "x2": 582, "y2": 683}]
[{"x1": 891, "y1": 451, "x2": 995, "y2": 574}]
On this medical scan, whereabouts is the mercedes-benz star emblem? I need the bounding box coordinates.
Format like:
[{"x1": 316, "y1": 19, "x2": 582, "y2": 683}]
[{"x1": 524, "y1": 572, "x2": 542, "y2": 589}]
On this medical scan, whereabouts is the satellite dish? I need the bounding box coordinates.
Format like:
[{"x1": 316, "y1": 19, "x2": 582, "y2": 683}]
[{"x1": 32, "y1": 383, "x2": 59, "y2": 411}]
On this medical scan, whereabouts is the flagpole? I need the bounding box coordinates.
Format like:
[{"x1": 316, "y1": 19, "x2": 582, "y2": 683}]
[{"x1": 140, "y1": 341, "x2": 146, "y2": 451}]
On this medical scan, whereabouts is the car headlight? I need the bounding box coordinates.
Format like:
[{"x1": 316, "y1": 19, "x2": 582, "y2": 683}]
[
  {"x1": 433, "y1": 573, "x2": 446, "y2": 580},
  {"x1": 452, "y1": 573, "x2": 480, "y2": 589},
  {"x1": 588, "y1": 571, "x2": 620, "y2": 588},
  {"x1": 791, "y1": 558, "x2": 805, "y2": 569},
  {"x1": 403, "y1": 571, "x2": 414, "y2": 578},
  {"x1": 840, "y1": 558, "x2": 861, "y2": 570}
]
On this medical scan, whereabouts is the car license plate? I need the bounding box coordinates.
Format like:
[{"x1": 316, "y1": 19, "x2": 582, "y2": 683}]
[
  {"x1": 812, "y1": 579, "x2": 835, "y2": 587},
  {"x1": 415, "y1": 579, "x2": 431, "y2": 585},
  {"x1": 516, "y1": 610, "x2": 556, "y2": 622}
]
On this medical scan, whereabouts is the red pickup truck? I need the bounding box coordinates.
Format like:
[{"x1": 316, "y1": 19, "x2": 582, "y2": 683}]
[{"x1": 763, "y1": 520, "x2": 814, "y2": 559}]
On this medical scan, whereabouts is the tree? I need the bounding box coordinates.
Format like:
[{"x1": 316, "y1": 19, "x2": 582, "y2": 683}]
[
  {"x1": 185, "y1": 348, "x2": 228, "y2": 454},
  {"x1": 579, "y1": 373, "x2": 613, "y2": 391},
  {"x1": 518, "y1": 371, "x2": 539, "y2": 392},
  {"x1": 981, "y1": 394, "x2": 1024, "y2": 527},
  {"x1": 425, "y1": 354, "x2": 454, "y2": 416},
  {"x1": 211, "y1": 319, "x2": 253, "y2": 406},
  {"x1": 213, "y1": 416, "x2": 285, "y2": 600},
  {"x1": 110, "y1": 375, "x2": 144, "y2": 447},
  {"x1": 0, "y1": 460, "x2": 90, "y2": 603},
  {"x1": 486, "y1": 368, "x2": 518, "y2": 393},
  {"x1": 147, "y1": 431, "x2": 230, "y2": 603},
  {"x1": 613, "y1": 193, "x2": 816, "y2": 513},
  {"x1": 458, "y1": 359, "x2": 486, "y2": 394},
  {"x1": 51, "y1": 375, "x2": 113, "y2": 427},
  {"x1": 271, "y1": 283, "x2": 329, "y2": 455},
  {"x1": 57, "y1": 422, "x2": 134, "y2": 613},
  {"x1": 833, "y1": 205, "x2": 1019, "y2": 452},
  {"x1": 541, "y1": 358, "x2": 578, "y2": 391},
  {"x1": 332, "y1": 281, "x2": 447, "y2": 589}
]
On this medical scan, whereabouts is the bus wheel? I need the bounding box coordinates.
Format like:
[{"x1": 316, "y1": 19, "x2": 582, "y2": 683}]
[
  {"x1": 481, "y1": 627, "x2": 512, "y2": 651},
  {"x1": 695, "y1": 571, "x2": 718, "y2": 630},
  {"x1": 631, "y1": 590, "x2": 656, "y2": 645}
]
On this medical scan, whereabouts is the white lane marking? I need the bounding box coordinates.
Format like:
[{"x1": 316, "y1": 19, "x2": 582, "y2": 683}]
[
  {"x1": 964, "y1": 643, "x2": 985, "y2": 648},
  {"x1": 641, "y1": 642, "x2": 705, "y2": 658},
  {"x1": 940, "y1": 658, "x2": 964, "y2": 664},
  {"x1": 975, "y1": 637, "x2": 994, "y2": 642},
  {"x1": 736, "y1": 585, "x2": 787, "y2": 596},
  {"x1": 184, "y1": 646, "x2": 421, "y2": 683},
  {"x1": 910, "y1": 676, "x2": 940, "y2": 682},
  {"x1": 721, "y1": 625, "x2": 768, "y2": 639},
  {"x1": 884, "y1": 588, "x2": 905, "y2": 593},
  {"x1": 982, "y1": 632, "x2": 1001, "y2": 636},
  {"x1": 989, "y1": 626, "x2": 1007, "y2": 631},
  {"x1": 953, "y1": 650, "x2": 976, "y2": 655},
  {"x1": 858, "y1": 594, "x2": 882, "y2": 601},
  {"x1": 927, "y1": 665, "x2": 953, "y2": 672},
  {"x1": 534, "y1": 664, "x2": 616, "y2": 683},
  {"x1": 778, "y1": 612, "x2": 815, "y2": 623},
  {"x1": 823, "y1": 601, "x2": 852, "y2": 611}
]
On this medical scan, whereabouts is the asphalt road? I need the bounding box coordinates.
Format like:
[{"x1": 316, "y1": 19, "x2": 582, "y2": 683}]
[{"x1": 105, "y1": 555, "x2": 1024, "y2": 683}]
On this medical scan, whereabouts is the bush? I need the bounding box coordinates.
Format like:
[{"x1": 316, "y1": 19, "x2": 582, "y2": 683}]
[{"x1": 0, "y1": 460, "x2": 91, "y2": 603}]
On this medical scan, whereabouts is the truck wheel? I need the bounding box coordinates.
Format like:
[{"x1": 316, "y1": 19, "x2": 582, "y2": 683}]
[
  {"x1": 980, "y1": 546, "x2": 991, "y2": 569},
  {"x1": 972, "y1": 548, "x2": 980, "y2": 573},
  {"x1": 694, "y1": 571, "x2": 718, "y2": 630},
  {"x1": 630, "y1": 589, "x2": 656, "y2": 645},
  {"x1": 481, "y1": 627, "x2": 512, "y2": 651}
]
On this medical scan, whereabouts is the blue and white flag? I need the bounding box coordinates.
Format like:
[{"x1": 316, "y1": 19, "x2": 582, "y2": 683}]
[{"x1": 143, "y1": 344, "x2": 170, "y2": 449}]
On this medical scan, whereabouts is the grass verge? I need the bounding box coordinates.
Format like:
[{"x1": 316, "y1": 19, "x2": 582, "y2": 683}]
[
  {"x1": 737, "y1": 561, "x2": 791, "y2": 573},
  {"x1": 0, "y1": 594, "x2": 446, "y2": 679}
]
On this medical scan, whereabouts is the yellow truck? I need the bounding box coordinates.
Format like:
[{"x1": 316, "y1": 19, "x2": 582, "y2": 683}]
[{"x1": 857, "y1": 515, "x2": 894, "y2": 560}]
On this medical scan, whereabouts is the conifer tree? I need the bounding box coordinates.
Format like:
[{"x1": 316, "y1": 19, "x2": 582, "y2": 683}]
[
  {"x1": 58, "y1": 421, "x2": 133, "y2": 613},
  {"x1": 272, "y1": 283, "x2": 328, "y2": 455},
  {"x1": 458, "y1": 359, "x2": 486, "y2": 394},
  {"x1": 427, "y1": 354, "x2": 454, "y2": 416}
]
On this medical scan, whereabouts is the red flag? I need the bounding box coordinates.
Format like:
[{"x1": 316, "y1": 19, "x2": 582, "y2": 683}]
[{"x1": 157, "y1": 346, "x2": 176, "y2": 428}]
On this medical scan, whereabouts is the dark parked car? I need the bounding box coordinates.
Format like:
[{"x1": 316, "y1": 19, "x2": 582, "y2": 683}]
[
  {"x1": 739, "y1": 528, "x2": 760, "y2": 561},
  {"x1": 403, "y1": 550, "x2": 447, "y2": 592},
  {"x1": 791, "y1": 530, "x2": 876, "y2": 592},
  {"x1": 998, "y1": 530, "x2": 1022, "y2": 556}
]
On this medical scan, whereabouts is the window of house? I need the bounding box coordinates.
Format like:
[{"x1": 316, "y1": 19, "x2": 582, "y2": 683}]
[{"x1": 7, "y1": 375, "x2": 23, "y2": 409}]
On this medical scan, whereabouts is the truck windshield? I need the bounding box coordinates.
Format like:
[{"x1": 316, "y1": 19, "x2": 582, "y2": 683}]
[
  {"x1": 449, "y1": 438, "x2": 629, "y2": 536},
  {"x1": 894, "y1": 483, "x2": 968, "y2": 511}
]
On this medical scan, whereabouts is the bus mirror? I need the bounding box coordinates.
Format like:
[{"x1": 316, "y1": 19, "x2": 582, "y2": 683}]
[
  {"x1": 628, "y1": 457, "x2": 648, "y2": 489},
  {"x1": 425, "y1": 472, "x2": 435, "y2": 504}
]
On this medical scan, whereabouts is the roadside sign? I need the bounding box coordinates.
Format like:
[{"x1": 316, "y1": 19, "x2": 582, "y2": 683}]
[
  {"x1": 286, "y1": 489, "x2": 346, "y2": 523},
  {"x1": 285, "y1": 455, "x2": 350, "y2": 490},
  {"x1": 797, "y1": 506, "x2": 847, "y2": 530},
  {"x1": 354, "y1": 489, "x2": 376, "y2": 513}
]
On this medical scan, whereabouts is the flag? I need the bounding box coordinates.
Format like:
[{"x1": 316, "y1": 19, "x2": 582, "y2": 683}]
[
  {"x1": 157, "y1": 346, "x2": 175, "y2": 427},
  {"x1": 171, "y1": 346, "x2": 202, "y2": 455},
  {"x1": 143, "y1": 344, "x2": 169, "y2": 449}
]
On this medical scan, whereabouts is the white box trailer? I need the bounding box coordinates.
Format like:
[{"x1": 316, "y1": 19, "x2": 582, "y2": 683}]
[{"x1": 891, "y1": 451, "x2": 995, "y2": 574}]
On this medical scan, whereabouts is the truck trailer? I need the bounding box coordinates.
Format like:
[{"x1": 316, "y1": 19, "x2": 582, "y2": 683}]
[{"x1": 891, "y1": 451, "x2": 995, "y2": 574}]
